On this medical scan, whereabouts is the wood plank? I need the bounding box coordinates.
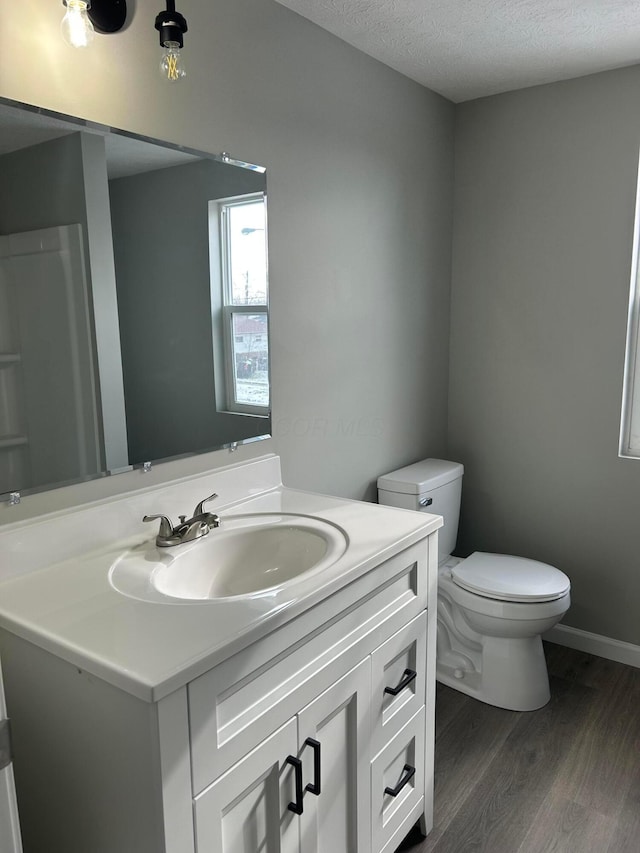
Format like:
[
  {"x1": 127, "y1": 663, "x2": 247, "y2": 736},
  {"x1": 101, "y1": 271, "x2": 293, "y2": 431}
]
[
  {"x1": 516, "y1": 796, "x2": 615, "y2": 853},
  {"x1": 544, "y1": 641, "x2": 631, "y2": 691},
  {"x1": 433, "y1": 683, "x2": 472, "y2": 738},
  {"x1": 409, "y1": 675, "x2": 595, "y2": 853},
  {"x1": 424, "y1": 689, "x2": 520, "y2": 848},
  {"x1": 396, "y1": 647, "x2": 640, "y2": 853},
  {"x1": 606, "y1": 763, "x2": 640, "y2": 853},
  {"x1": 546, "y1": 664, "x2": 640, "y2": 819}
]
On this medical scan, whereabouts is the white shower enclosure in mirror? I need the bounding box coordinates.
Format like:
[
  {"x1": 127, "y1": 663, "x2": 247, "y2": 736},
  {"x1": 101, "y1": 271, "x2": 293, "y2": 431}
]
[
  {"x1": 0, "y1": 657, "x2": 22, "y2": 852},
  {"x1": 0, "y1": 99, "x2": 270, "y2": 502}
]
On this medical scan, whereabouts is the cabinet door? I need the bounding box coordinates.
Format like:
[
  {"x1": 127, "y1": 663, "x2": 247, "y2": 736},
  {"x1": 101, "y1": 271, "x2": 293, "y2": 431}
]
[
  {"x1": 297, "y1": 657, "x2": 371, "y2": 853},
  {"x1": 194, "y1": 718, "x2": 299, "y2": 853}
]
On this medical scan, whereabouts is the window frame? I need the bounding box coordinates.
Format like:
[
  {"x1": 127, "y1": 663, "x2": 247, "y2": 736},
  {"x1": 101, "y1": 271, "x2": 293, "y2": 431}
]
[
  {"x1": 619, "y1": 153, "x2": 640, "y2": 458},
  {"x1": 217, "y1": 193, "x2": 270, "y2": 417}
]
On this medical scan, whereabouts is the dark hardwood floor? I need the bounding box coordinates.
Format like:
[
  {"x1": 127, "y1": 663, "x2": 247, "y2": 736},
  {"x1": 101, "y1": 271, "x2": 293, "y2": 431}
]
[{"x1": 396, "y1": 642, "x2": 640, "y2": 853}]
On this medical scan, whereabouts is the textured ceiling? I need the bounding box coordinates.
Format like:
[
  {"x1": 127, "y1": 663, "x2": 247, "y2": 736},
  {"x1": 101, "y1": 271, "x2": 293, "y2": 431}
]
[{"x1": 274, "y1": 0, "x2": 640, "y2": 102}]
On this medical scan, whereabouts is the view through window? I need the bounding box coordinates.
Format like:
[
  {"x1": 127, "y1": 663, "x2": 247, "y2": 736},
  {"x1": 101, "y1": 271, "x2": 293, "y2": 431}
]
[{"x1": 219, "y1": 195, "x2": 269, "y2": 414}]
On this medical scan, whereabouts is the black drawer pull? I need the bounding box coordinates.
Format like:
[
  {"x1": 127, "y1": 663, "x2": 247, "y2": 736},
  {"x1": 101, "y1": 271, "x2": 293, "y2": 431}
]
[
  {"x1": 384, "y1": 764, "x2": 416, "y2": 798},
  {"x1": 304, "y1": 738, "x2": 321, "y2": 796},
  {"x1": 285, "y1": 755, "x2": 304, "y2": 814},
  {"x1": 384, "y1": 668, "x2": 417, "y2": 697}
]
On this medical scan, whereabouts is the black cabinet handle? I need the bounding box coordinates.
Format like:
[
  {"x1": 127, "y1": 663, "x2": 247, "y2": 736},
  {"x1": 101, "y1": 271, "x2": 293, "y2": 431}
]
[
  {"x1": 384, "y1": 668, "x2": 417, "y2": 697},
  {"x1": 285, "y1": 755, "x2": 304, "y2": 814},
  {"x1": 304, "y1": 738, "x2": 321, "y2": 796},
  {"x1": 384, "y1": 763, "x2": 416, "y2": 797}
]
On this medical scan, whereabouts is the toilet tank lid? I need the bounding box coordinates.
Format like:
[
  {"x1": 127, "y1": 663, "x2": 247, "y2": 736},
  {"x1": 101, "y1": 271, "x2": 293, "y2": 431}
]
[{"x1": 377, "y1": 458, "x2": 464, "y2": 494}]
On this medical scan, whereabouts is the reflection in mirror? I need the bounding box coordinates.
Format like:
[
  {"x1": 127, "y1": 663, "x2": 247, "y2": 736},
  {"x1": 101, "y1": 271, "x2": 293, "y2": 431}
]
[{"x1": 0, "y1": 99, "x2": 270, "y2": 501}]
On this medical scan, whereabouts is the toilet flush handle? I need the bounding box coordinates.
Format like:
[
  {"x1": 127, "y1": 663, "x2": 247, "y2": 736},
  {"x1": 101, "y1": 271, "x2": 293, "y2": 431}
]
[{"x1": 419, "y1": 497, "x2": 433, "y2": 507}]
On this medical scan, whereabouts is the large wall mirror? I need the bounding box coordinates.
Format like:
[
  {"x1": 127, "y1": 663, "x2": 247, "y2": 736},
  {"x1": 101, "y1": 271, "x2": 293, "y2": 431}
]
[{"x1": 0, "y1": 99, "x2": 270, "y2": 501}]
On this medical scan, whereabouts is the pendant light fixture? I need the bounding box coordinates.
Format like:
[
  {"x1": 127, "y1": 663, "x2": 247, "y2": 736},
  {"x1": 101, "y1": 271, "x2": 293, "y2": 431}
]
[{"x1": 155, "y1": 0, "x2": 188, "y2": 82}]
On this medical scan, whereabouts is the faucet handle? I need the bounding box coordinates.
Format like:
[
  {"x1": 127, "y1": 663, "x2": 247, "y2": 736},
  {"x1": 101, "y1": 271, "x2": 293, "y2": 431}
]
[
  {"x1": 143, "y1": 514, "x2": 174, "y2": 538},
  {"x1": 193, "y1": 493, "x2": 218, "y2": 517}
]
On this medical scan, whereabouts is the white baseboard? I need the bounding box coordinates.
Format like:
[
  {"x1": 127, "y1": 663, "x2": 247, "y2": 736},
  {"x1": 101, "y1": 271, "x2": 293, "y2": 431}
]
[{"x1": 544, "y1": 624, "x2": 640, "y2": 669}]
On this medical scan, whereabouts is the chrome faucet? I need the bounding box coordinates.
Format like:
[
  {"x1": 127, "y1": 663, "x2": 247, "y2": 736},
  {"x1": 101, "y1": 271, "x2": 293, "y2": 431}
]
[{"x1": 143, "y1": 494, "x2": 220, "y2": 547}]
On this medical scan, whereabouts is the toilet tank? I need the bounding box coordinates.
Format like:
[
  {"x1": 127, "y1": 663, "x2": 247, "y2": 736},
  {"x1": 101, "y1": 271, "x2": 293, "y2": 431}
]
[{"x1": 377, "y1": 459, "x2": 464, "y2": 562}]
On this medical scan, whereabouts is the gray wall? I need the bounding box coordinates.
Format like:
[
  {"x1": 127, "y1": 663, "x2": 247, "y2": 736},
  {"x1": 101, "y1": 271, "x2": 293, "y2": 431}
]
[
  {"x1": 80, "y1": 132, "x2": 129, "y2": 472},
  {"x1": 0, "y1": 134, "x2": 86, "y2": 236},
  {"x1": 0, "y1": 135, "x2": 108, "y2": 488},
  {"x1": 109, "y1": 159, "x2": 267, "y2": 462},
  {"x1": 0, "y1": 132, "x2": 129, "y2": 479},
  {"x1": 0, "y1": 0, "x2": 454, "y2": 521},
  {"x1": 2, "y1": 1, "x2": 640, "y2": 648},
  {"x1": 449, "y1": 66, "x2": 640, "y2": 646}
]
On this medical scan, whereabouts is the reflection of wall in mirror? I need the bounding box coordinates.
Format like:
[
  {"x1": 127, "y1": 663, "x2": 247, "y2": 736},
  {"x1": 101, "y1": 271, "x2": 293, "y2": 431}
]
[
  {"x1": 0, "y1": 133, "x2": 128, "y2": 495},
  {"x1": 109, "y1": 159, "x2": 267, "y2": 464},
  {"x1": 0, "y1": 225, "x2": 102, "y2": 496}
]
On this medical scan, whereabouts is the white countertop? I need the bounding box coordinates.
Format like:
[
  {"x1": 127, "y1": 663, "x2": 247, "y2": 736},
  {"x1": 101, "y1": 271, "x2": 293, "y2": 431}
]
[{"x1": 0, "y1": 457, "x2": 440, "y2": 702}]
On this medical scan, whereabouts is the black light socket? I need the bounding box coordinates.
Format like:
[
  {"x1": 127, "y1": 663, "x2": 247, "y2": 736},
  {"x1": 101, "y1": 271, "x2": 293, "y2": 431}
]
[{"x1": 155, "y1": 1, "x2": 188, "y2": 48}]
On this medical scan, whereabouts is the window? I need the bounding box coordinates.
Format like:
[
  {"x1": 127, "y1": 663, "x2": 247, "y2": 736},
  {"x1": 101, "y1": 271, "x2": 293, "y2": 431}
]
[
  {"x1": 214, "y1": 194, "x2": 269, "y2": 415},
  {"x1": 620, "y1": 277, "x2": 640, "y2": 457},
  {"x1": 620, "y1": 162, "x2": 640, "y2": 458}
]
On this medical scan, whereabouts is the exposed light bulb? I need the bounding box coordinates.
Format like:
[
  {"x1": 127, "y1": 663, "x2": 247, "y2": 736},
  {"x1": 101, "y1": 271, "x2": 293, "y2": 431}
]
[
  {"x1": 61, "y1": 0, "x2": 95, "y2": 48},
  {"x1": 155, "y1": 2, "x2": 188, "y2": 83},
  {"x1": 160, "y1": 41, "x2": 186, "y2": 82}
]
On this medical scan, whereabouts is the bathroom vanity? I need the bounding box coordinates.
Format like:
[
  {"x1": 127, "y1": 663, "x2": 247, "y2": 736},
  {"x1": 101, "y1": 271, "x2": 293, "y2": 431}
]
[{"x1": 0, "y1": 456, "x2": 440, "y2": 853}]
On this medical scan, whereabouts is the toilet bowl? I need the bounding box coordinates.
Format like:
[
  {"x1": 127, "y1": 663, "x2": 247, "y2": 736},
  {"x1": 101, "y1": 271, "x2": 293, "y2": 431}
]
[
  {"x1": 377, "y1": 459, "x2": 571, "y2": 711},
  {"x1": 437, "y1": 553, "x2": 570, "y2": 710}
]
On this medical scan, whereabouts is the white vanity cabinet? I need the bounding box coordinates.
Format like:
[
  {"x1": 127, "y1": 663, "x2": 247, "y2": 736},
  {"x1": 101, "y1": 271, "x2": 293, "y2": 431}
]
[
  {"x1": 0, "y1": 532, "x2": 437, "y2": 853},
  {"x1": 195, "y1": 657, "x2": 370, "y2": 853}
]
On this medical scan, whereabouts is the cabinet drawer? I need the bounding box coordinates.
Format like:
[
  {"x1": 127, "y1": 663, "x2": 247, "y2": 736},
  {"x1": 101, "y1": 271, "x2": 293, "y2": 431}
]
[
  {"x1": 371, "y1": 706, "x2": 425, "y2": 853},
  {"x1": 370, "y1": 611, "x2": 427, "y2": 759},
  {"x1": 189, "y1": 542, "x2": 428, "y2": 794}
]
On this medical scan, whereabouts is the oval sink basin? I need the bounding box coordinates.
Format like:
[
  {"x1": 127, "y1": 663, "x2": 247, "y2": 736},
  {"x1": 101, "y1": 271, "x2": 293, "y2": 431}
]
[{"x1": 109, "y1": 513, "x2": 348, "y2": 602}]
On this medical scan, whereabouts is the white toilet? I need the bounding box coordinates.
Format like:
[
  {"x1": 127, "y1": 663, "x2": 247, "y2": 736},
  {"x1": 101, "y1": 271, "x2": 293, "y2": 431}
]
[{"x1": 377, "y1": 459, "x2": 571, "y2": 711}]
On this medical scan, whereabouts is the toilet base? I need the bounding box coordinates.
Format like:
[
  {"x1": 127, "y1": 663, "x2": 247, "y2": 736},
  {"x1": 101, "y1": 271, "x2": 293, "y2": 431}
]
[{"x1": 436, "y1": 633, "x2": 551, "y2": 712}]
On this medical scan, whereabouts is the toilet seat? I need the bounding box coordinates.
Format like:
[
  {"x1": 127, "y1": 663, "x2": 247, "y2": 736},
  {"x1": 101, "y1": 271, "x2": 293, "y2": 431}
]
[{"x1": 451, "y1": 552, "x2": 570, "y2": 603}]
